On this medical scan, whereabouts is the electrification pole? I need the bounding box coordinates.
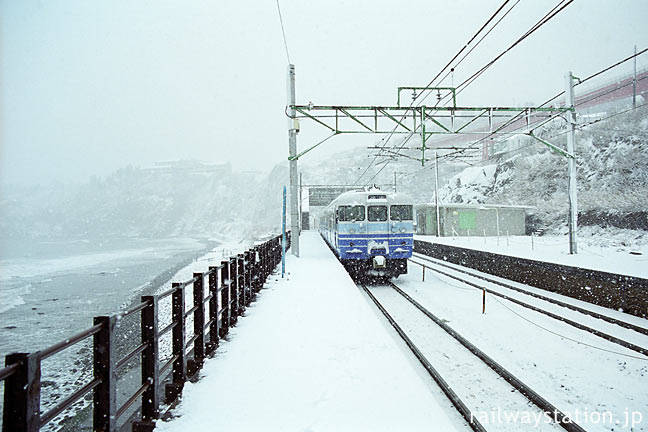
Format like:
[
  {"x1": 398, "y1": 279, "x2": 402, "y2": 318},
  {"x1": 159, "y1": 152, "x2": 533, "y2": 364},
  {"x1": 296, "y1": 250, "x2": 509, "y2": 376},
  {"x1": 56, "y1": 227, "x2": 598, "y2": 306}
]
[
  {"x1": 299, "y1": 172, "x2": 303, "y2": 231},
  {"x1": 288, "y1": 64, "x2": 300, "y2": 256},
  {"x1": 434, "y1": 151, "x2": 441, "y2": 237},
  {"x1": 633, "y1": 45, "x2": 637, "y2": 109},
  {"x1": 565, "y1": 71, "x2": 578, "y2": 254}
]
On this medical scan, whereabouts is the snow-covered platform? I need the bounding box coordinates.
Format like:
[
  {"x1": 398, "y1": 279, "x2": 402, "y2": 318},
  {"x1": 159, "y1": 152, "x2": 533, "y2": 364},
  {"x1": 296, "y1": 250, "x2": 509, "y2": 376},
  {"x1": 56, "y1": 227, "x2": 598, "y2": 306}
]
[{"x1": 156, "y1": 232, "x2": 466, "y2": 432}]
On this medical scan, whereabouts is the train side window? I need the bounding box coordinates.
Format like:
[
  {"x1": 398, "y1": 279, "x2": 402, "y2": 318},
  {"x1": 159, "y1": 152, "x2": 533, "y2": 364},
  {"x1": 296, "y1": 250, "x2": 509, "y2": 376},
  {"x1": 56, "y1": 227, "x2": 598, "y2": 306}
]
[
  {"x1": 338, "y1": 205, "x2": 365, "y2": 222},
  {"x1": 340, "y1": 206, "x2": 365, "y2": 222},
  {"x1": 368, "y1": 205, "x2": 388, "y2": 222},
  {"x1": 390, "y1": 205, "x2": 413, "y2": 221}
]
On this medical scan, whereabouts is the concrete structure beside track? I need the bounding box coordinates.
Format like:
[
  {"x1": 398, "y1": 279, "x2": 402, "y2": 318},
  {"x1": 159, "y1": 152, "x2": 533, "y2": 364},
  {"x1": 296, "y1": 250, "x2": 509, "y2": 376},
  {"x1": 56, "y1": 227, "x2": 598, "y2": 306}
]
[{"x1": 415, "y1": 203, "x2": 532, "y2": 237}]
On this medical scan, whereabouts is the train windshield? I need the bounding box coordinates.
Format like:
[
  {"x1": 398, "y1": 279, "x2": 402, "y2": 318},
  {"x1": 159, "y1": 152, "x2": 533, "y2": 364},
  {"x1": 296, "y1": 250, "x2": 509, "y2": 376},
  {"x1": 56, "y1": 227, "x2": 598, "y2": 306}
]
[
  {"x1": 390, "y1": 205, "x2": 413, "y2": 221},
  {"x1": 338, "y1": 205, "x2": 365, "y2": 222},
  {"x1": 368, "y1": 205, "x2": 388, "y2": 222}
]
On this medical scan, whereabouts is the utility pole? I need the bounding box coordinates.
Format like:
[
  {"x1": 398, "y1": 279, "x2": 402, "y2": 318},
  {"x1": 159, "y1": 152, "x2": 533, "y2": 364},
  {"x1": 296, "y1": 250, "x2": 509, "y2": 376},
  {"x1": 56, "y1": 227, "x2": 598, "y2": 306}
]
[
  {"x1": 565, "y1": 71, "x2": 578, "y2": 254},
  {"x1": 393, "y1": 172, "x2": 397, "y2": 192},
  {"x1": 434, "y1": 151, "x2": 441, "y2": 237},
  {"x1": 288, "y1": 64, "x2": 300, "y2": 257},
  {"x1": 282, "y1": 186, "x2": 286, "y2": 277},
  {"x1": 633, "y1": 45, "x2": 637, "y2": 109}
]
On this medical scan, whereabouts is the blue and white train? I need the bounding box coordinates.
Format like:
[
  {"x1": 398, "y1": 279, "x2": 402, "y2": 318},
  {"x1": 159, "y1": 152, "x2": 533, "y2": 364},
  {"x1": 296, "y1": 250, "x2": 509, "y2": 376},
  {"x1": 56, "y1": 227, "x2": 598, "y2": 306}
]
[{"x1": 319, "y1": 188, "x2": 414, "y2": 278}]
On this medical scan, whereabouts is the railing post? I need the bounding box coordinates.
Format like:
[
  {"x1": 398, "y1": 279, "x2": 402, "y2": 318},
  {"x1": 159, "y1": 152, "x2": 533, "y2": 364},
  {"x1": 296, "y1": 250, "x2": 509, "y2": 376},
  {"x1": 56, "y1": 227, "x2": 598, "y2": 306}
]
[
  {"x1": 270, "y1": 238, "x2": 275, "y2": 268},
  {"x1": 266, "y1": 241, "x2": 272, "y2": 278},
  {"x1": 207, "y1": 267, "x2": 220, "y2": 354},
  {"x1": 251, "y1": 247, "x2": 259, "y2": 295},
  {"x1": 256, "y1": 246, "x2": 263, "y2": 290},
  {"x1": 165, "y1": 283, "x2": 186, "y2": 404},
  {"x1": 187, "y1": 272, "x2": 205, "y2": 376},
  {"x1": 237, "y1": 254, "x2": 246, "y2": 310},
  {"x1": 244, "y1": 251, "x2": 252, "y2": 304},
  {"x1": 93, "y1": 315, "x2": 117, "y2": 432},
  {"x1": 229, "y1": 258, "x2": 239, "y2": 325},
  {"x1": 261, "y1": 243, "x2": 267, "y2": 283},
  {"x1": 266, "y1": 241, "x2": 272, "y2": 279},
  {"x1": 2, "y1": 353, "x2": 40, "y2": 432},
  {"x1": 240, "y1": 254, "x2": 246, "y2": 308},
  {"x1": 219, "y1": 261, "x2": 230, "y2": 338},
  {"x1": 132, "y1": 296, "x2": 159, "y2": 432}
]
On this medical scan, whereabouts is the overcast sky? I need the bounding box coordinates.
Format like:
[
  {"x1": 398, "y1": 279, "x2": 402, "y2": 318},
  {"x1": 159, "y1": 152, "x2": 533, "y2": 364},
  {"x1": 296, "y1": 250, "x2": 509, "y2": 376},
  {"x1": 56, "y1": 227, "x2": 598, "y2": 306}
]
[{"x1": 2, "y1": 0, "x2": 647, "y2": 189}]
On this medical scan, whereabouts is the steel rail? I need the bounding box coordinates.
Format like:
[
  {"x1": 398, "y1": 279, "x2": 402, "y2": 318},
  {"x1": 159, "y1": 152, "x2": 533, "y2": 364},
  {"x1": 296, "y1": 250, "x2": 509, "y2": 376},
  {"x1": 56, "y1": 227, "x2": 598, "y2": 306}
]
[
  {"x1": 408, "y1": 257, "x2": 648, "y2": 358},
  {"x1": 386, "y1": 281, "x2": 586, "y2": 432},
  {"x1": 204, "y1": 319, "x2": 215, "y2": 333},
  {"x1": 412, "y1": 252, "x2": 648, "y2": 336},
  {"x1": 359, "y1": 284, "x2": 487, "y2": 432},
  {"x1": 117, "y1": 342, "x2": 149, "y2": 370},
  {"x1": 159, "y1": 354, "x2": 179, "y2": 378},
  {"x1": 122, "y1": 299, "x2": 151, "y2": 318},
  {"x1": 185, "y1": 303, "x2": 201, "y2": 318},
  {"x1": 185, "y1": 333, "x2": 199, "y2": 350},
  {"x1": 40, "y1": 322, "x2": 103, "y2": 360},
  {"x1": 0, "y1": 363, "x2": 19, "y2": 381},
  {"x1": 158, "y1": 286, "x2": 177, "y2": 300},
  {"x1": 159, "y1": 320, "x2": 177, "y2": 338},
  {"x1": 40, "y1": 378, "x2": 102, "y2": 427},
  {"x1": 116, "y1": 381, "x2": 150, "y2": 420}
]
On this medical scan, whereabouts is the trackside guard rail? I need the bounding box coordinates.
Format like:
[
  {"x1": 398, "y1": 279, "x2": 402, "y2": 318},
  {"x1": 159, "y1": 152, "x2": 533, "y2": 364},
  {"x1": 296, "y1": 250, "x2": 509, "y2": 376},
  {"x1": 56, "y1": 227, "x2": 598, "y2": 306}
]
[{"x1": 1, "y1": 231, "x2": 291, "y2": 432}]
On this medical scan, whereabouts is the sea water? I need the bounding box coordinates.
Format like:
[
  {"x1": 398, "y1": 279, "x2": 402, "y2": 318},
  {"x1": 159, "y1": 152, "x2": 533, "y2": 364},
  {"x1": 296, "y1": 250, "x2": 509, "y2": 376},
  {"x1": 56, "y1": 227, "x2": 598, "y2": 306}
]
[{"x1": 0, "y1": 235, "x2": 213, "y2": 430}]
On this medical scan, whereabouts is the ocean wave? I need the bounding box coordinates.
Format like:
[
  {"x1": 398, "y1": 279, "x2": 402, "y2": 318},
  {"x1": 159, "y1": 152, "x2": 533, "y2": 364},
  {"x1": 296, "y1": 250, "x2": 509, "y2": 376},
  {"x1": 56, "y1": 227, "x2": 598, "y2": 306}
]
[{"x1": 0, "y1": 283, "x2": 32, "y2": 313}]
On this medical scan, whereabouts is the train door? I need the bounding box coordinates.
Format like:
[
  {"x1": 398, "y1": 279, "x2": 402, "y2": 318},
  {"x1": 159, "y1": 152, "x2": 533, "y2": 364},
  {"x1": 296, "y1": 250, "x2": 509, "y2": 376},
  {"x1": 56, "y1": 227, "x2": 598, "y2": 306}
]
[
  {"x1": 367, "y1": 201, "x2": 389, "y2": 256},
  {"x1": 334, "y1": 207, "x2": 339, "y2": 249}
]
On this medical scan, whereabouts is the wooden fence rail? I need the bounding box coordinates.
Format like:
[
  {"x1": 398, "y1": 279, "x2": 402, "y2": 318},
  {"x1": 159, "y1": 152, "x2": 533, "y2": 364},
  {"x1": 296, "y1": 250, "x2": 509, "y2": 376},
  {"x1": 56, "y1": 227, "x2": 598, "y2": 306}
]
[{"x1": 1, "y1": 232, "x2": 290, "y2": 432}]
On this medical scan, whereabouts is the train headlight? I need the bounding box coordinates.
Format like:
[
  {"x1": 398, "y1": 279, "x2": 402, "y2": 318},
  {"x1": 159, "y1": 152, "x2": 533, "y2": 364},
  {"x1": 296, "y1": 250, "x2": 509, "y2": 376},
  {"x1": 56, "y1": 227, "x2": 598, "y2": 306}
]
[
  {"x1": 399, "y1": 227, "x2": 406, "y2": 233},
  {"x1": 350, "y1": 228, "x2": 356, "y2": 234}
]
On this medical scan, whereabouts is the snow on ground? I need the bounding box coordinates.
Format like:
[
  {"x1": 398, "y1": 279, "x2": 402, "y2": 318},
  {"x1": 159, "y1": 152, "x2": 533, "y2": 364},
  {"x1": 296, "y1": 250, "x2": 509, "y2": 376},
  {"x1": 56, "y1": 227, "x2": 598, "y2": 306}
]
[
  {"x1": 155, "y1": 232, "x2": 469, "y2": 432},
  {"x1": 370, "y1": 286, "x2": 562, "y2": 431},
  {"x1": 396, "y1": 266, "x2": 648, "y2": 432},
  {"x1": 152, "y1": 239, "x2": 251, "y2": 364},
  {"x1": 416, "y1": 227, "x2": 648, "y2": 279}
]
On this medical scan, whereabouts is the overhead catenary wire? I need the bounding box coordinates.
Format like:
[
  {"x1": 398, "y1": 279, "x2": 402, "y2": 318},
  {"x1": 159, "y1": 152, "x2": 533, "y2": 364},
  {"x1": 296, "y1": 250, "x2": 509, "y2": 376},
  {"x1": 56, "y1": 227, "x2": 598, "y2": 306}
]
[
  {"x1": 353, "y1": 0, "x2": 515, "y2": 186},
  {"x1": 540, "y1": 46, "x2": 648, "y2": 107},
  {"x1": 418, "y1": 0, "x2": 515, "y2": 98},
  {"x1": 440, "y1": 0, "x2": 573, "y2": 105},
  {"x1": 418, "y1": 0, "x2": 522, "y2": 107},
  {"x1": 368, "y1": 0, "x2": 573, "y2": 179},
  {"x1": 371, "y1": 0, "x2": 517, "y2": 166},
  {"x1": 275, "y1": 0, "x2": 291, "y2": 64},
  {"x1": 464, "y1": 101, "x2": 648, "y2": 165},
  {"x1": 418, "y1": 46, "x2": 648, "y2": 165},
  {"x1": 384, "y1": 101, "x2": 648, "y2": 181}
]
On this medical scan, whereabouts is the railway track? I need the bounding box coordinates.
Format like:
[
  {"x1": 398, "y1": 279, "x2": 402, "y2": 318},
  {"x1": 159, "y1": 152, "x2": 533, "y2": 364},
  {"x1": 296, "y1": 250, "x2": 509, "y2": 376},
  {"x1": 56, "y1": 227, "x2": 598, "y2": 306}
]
[
  {"x1": 409, "y1": 252, "x2": 648, "y2": 359},
  {"x1": 359, "y1": 281, "x2": 585, "y2": 432}
]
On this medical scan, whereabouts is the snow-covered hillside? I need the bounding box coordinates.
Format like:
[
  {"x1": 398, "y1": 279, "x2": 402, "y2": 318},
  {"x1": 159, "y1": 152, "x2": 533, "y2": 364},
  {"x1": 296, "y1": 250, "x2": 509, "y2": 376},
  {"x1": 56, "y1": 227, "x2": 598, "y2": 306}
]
[
  {"x1": 0, "y1": 162, "x2": 288, "y2": 242},
  {"x1": 2, "y1": 108, "x2": 646, "y2": 245},
  {"x1": 437, "y1": 108, "x2": 648, "y2": 234}
]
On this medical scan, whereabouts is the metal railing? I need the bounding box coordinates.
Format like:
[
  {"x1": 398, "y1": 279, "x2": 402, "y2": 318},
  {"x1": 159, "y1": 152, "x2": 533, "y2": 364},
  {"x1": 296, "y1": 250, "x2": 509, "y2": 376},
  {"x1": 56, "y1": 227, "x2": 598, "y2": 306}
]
[{"x1": 1, "y1": 232, "x2": 290, "y2": 432}]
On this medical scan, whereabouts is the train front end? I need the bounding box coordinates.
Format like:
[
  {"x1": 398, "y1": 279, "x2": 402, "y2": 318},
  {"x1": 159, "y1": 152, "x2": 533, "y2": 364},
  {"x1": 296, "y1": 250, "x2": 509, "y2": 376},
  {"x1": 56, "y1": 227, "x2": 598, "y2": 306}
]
[{"x1": 321, "y1": 189, "x2": 414, "y2": 278}]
